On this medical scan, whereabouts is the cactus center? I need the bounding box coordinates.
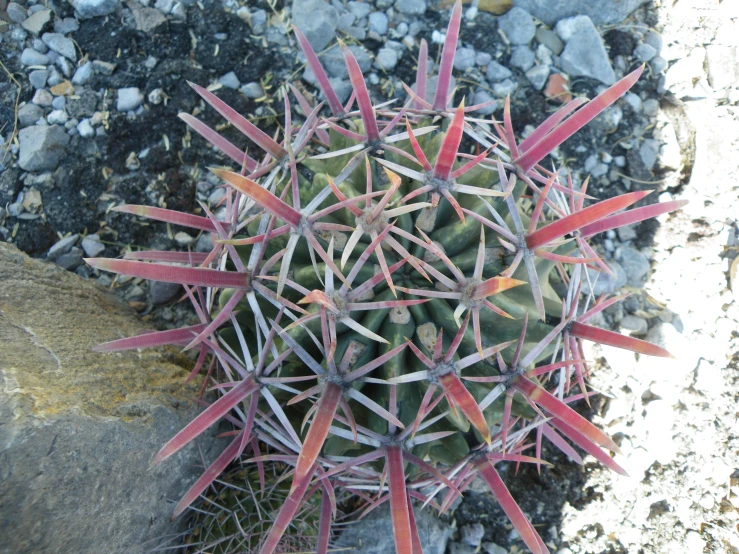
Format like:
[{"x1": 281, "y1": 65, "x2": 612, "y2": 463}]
[
  {"x1": 460, "y1": 278, "x2": 482, "y2": 308},
  {"x1": 423, "y1": 172, "x2": 454, "y2": 195},
  {"x1": 355, "y1": 207, "x2": 389, "y2": 236}
]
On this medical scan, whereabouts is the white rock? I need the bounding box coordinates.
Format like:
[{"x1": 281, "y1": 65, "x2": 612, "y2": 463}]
[
  {"x1": 77, "y1": 119, "x2": 95, "y2": 138},
  {"x1": 116, "y1": 87, "x2": 144, "y2": 112},
  {"x1": 70, "y1": 0, "x2": 120, "y2": 19}
]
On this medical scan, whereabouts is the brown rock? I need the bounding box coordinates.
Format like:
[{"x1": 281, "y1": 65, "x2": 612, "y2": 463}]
[
  {"x1": 50, "y1": 80, "x2": 74, "y2": 96},
  {"x1": 0, "y1": 242, "x2": 216, "y2": 554}
]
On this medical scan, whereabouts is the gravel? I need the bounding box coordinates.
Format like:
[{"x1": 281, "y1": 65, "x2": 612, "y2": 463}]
[
  {"x1": 347, "y1": 1, "x2": 371, "y2": 19},
  {"x1": 7, "y1": 3, "x2": 27, "y2": 24},
  {"x1": 32, "y1": 89, "x2": 53, "y2": 107},
  {"x1": 321, "y1": 44, "x2": 372, "y2": 79},
  {"x1": 584, "y1": 260, "x2": 627, "y2": 295},
  {"x1": 493, "y1": 78, "x2": 517, "y2": 96},
  {"x1": 639, "y1": 138, "x2": 660, "y2": 170}
]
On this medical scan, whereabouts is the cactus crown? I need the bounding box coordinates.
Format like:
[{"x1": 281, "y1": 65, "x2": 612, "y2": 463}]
[{"x1": 87, "y1": 3, "x2": 685, "y2": 553}]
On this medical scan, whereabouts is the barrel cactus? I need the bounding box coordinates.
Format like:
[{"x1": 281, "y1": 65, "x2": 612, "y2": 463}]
[{"x1": 86, "y1": 3, "x2": 685, "y2": 553}]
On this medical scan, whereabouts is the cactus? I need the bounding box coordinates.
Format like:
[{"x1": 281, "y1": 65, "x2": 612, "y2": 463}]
[
  {"x1": 86, "y1": 3, "x2": 686, "y2": 553},
  {"x1": 182, "y1": 462, "x2": 324, "y2": 554}
]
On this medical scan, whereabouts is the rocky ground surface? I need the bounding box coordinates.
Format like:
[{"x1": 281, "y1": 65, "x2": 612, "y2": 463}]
[{"x1": 1, "y1": 0, "x2": 737, "y2": 552}]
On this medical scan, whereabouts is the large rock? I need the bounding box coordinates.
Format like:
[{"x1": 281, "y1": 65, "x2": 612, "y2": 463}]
[
  {"x1": 18, "y1": 125, "x2": 70, "y2": 172},
  {"x1": 292, "y1": 0, "x2": 338, "y2": 52},
  {"x1": 512, "y1": 0, "x2": 649, "y2": 27},
  {"x1": 335, "y1": 503, "x2": 452, "y2": 554},
  {"x1": 68, "y1": 0, "x2": 120, "y2": 19},
  {"x1": 0, "y1": 243, "x2": 216, "y2": 554},
  {"x1": 556, "y1": 15, "x2": 616, "y2": 85}
]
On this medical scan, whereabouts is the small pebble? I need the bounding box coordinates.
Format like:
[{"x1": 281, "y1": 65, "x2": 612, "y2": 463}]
[
  {"x1": 18, "y1": 103, "x2": 44, "y2": 127},
  {"x1": 6, "y1": 2, "x2": 28, "y2": 23},
  {"x1": 20, "y1": 48, "x2": 49, "y2": 66},
  {"x1": 148, "y1": 88, "x2": 164, "y2": 104},
  {"x1": 56, "y1": 247, "x2": 84, "y2": 270},
  {"x1": 72, "y1": 62, "x2": 94, "y2": 85},
  {"x1": 77, "y1": 119, "x2": 95, "y2": 138},
  {"x1": 51, "y1": 96, "x2": 66, "y2": 110},
  {"x1": 150, "y1": 281, "x2": 181, "y2": 305},
  {"x1": 369, "y1": 12, "x2": 388, "y2": 35},
  {"x1": 375, "y1": 47, "x2": 398, "y2": 71},
  {"x1": 33, "y1": 89, "x2": 54, "y2": 107},
  {"x1": 486, "y1": 61, "x2": 512, "y2": 82},
  {"x1": 498, "y1": 7, "x2": 536, "y2": 45},
  {"x1": 493, "y1": 79, "x2": 517, "y2": 96},
  {"x1": 475, "y1": 52, "x2": 492, "y2": 66},
  {"x1": 240, "y1": 82, "x2": 264, "y2": 99},
  {"x1": 47, "y1": 234, "x2": 79, "y2": 259},
  {"x1": 42, "y1": 33, "x2": 77, "y2": 61},
  {"x1": 634, "y1": 42, "x2": 658, "y2": 62},
  {"x1": 453, "y1": 47, "x2": 476, "y2": 71},
  {"x1": 509, "y1": 45, "x2": 535, "y2": 71},
  {"x1": 219, "y1": 71, "x2": 240, "y2": 89},
  {"x1": 473, "y1": 90, "x2": 497, "y2": 115},
  {"x1": 174, "y1": 231, "x2": 195, "y2": 246},
  {"x1": 47, "y1": 110, "x2": 68, "y2": 125},
  {"x1": 117, "y1": 87, "x2": 144, "y2": 112},
  {"x1": 526, "y1": 64, "x2": 550, "y2": 90},
  {"x1": 29, "y1": 70, "x2": 49, "y2": 90}
]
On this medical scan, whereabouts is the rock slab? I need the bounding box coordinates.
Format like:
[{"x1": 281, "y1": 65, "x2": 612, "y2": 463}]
[
  {"x1": 335, "y1": 503, "x2": 452, "y2": 554},
  {"x1": 512, "y1": 0, "x2": 649, "y2": 26},
  {"x1": 0, "y1": 243, "x2": 216, "y2": 554}
]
